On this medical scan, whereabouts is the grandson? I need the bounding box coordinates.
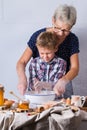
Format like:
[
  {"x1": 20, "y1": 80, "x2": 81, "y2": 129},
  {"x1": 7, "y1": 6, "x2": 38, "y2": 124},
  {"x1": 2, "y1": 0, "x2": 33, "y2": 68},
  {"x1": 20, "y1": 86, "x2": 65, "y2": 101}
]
[{"x1": 28, "y1": 32, "x2": 67, "y2": 92}]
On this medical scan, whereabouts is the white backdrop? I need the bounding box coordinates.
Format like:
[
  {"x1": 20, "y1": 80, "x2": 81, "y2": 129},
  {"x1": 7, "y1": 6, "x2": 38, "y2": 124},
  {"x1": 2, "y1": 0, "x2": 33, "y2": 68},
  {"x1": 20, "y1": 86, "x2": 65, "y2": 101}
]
[{"x1": 0, "y1": 0, "x2": 87, "y2": 99}]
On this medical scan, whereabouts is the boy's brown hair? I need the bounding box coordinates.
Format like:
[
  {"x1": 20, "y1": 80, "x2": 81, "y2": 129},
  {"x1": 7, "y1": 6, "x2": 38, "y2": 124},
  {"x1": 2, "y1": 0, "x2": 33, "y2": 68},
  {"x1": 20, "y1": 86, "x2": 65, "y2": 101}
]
[{"x1": 36, "y1": 32, "x2": 60, "y2": 50}]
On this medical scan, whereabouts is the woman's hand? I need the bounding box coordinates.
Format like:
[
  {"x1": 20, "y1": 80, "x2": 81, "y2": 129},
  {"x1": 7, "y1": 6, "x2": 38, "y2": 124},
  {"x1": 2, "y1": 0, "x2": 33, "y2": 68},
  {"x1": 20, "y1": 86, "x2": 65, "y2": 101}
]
[
  {"x1": 16, "y1": 47, "x2": 32, "y2": 95},
  {"x1": 53, "y1": 78, "x2": 69, "y2": 96}
]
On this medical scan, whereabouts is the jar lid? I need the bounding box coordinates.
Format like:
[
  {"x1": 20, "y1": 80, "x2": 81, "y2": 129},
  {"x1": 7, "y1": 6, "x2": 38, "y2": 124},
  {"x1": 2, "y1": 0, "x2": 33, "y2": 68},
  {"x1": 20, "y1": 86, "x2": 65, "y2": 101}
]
[{"x1": 0, "y1": 84, "x2": 4, "y2": 90}]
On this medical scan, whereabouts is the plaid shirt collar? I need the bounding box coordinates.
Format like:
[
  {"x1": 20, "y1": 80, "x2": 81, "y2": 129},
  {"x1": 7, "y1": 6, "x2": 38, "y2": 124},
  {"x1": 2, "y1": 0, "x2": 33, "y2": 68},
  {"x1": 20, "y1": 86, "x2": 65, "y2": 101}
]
[{"x1": 39, "y1": 55, "x2": 58, "y2": 65}]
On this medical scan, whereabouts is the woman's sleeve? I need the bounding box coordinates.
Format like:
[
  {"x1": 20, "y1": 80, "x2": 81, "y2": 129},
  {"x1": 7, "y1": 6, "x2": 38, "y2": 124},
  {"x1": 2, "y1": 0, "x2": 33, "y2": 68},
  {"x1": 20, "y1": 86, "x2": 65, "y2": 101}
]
[{"x1": 70, "y1": 34, "x2": 80, "y2": 56}]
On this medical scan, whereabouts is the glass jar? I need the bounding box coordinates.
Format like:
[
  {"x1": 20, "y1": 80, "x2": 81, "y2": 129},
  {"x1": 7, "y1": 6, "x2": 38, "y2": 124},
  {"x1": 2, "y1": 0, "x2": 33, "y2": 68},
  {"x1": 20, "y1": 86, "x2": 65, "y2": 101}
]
[
  {"x1": 18, "y1": 99, "x2": 30, "y2": 110},
  {"x1": 0, "y1": 84, "x2": 4, "y2": 106}
]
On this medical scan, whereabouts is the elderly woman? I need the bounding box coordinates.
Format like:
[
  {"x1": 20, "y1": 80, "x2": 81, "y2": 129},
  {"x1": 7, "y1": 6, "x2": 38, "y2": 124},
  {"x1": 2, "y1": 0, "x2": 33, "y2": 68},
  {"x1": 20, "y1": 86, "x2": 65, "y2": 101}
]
[{"x1": 16, "y1": 4, "x2": 79, "y2": 98}]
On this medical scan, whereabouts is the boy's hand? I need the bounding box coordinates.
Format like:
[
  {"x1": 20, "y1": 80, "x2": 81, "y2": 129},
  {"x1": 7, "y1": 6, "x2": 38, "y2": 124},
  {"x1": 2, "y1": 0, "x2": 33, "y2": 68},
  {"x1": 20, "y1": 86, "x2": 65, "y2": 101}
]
[{"x1": 33, "y1": 80, "x2": 53, "y2": 93}]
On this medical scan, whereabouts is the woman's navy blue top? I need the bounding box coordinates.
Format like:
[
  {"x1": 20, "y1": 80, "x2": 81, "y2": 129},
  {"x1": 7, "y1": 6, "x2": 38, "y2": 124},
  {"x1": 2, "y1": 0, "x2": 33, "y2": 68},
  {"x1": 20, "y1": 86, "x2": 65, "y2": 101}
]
[{"x1": 27, "y1": 28, "x2": 79, "y2": 73}]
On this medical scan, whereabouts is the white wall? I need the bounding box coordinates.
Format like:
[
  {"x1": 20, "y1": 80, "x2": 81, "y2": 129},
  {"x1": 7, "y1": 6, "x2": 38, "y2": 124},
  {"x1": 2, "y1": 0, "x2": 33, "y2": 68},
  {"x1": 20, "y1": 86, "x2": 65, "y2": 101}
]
[{"x1": 0, "y1": 0, "x2": 87, "y2": 99}]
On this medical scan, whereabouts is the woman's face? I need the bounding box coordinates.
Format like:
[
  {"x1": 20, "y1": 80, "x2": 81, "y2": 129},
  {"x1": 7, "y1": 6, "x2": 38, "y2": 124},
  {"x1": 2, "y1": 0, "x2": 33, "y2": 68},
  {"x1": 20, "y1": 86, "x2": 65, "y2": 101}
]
[{"x1": 52, "y1": 18, "x2": 72, "y2": 41}]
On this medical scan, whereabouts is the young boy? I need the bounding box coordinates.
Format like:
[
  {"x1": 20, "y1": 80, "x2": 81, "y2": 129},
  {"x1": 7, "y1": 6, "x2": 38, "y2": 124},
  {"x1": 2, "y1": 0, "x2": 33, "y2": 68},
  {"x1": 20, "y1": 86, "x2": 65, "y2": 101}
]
[{"x1": 28, "y1": 32, "x2": 67, "y2": 92}]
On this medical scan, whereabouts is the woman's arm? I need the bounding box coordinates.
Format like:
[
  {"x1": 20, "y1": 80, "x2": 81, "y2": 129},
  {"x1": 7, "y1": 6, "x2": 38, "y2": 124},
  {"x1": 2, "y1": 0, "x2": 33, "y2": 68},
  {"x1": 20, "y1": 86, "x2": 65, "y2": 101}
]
[
  {"x1": 53, "y1": 53, "x2": 79, "y2": 96},
  {"x1": 63, "y1": 53, "x2": 79, "y2": 81},
  {"x1": 16, "y1": 47, "x2": 33, "y2": 95}
]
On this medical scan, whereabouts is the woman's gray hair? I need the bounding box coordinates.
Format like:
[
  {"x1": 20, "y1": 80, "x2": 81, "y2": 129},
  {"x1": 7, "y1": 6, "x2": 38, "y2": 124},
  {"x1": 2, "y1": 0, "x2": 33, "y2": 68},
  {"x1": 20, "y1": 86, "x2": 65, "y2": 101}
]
[{"x1": 53, "y1": 4, "x2": 77, "y2": 26}]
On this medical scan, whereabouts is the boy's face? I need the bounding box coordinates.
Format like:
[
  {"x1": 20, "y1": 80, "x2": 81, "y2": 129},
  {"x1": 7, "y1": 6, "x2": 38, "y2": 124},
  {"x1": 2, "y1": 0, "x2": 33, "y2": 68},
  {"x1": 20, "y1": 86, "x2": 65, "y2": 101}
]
[{"x1": 37, "y1": 46, "x2": 57, "y2": 62}]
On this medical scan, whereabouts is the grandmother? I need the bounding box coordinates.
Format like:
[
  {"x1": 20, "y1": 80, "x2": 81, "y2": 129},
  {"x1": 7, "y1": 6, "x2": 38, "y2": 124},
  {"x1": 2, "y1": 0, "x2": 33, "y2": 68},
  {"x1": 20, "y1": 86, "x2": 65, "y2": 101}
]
[{"x1": 16, "y1": 4, "x2": 79, "y2": 98}]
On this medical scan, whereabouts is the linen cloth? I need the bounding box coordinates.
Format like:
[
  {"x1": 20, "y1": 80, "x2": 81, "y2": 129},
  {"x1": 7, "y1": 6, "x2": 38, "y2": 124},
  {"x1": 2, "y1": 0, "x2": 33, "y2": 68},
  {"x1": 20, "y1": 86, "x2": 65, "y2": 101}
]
[{"x1": 0, "y1": 105, "x2": 83, "y2": 130}]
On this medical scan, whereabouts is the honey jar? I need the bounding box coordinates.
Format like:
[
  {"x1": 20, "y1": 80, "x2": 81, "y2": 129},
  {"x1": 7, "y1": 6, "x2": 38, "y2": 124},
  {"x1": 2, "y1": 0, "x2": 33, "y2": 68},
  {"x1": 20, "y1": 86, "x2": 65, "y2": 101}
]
[
  {"x1": 0, "y1": 84, "x2": 4, "y2": 106},
  {"x1": 18, "y1": 99, "x2": 30, "y2": 110}
]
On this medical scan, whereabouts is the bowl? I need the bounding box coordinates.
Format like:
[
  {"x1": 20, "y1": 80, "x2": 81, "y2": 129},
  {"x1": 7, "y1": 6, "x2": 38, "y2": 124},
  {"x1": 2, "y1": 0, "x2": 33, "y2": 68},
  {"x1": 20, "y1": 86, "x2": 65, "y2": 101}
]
[{"x1": 24, "y1": 90, "x2": 55, "y2": 104}]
